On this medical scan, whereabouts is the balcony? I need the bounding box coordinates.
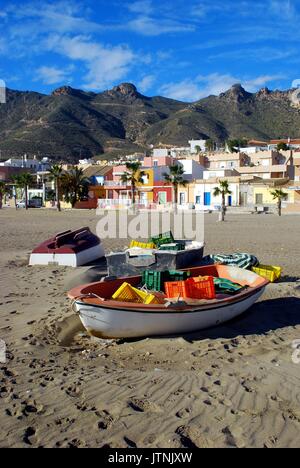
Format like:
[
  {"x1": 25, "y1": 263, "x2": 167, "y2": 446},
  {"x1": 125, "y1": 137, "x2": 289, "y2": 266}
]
[
  {"x1": 237, "y1": 165, "x2": 288, "y2": 175},
  {"x1": 103, "y1": 181, "x2": 128, "y2": 188}
]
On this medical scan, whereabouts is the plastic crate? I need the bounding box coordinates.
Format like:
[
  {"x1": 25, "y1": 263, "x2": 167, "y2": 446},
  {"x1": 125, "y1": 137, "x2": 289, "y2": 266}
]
[
  {"x1": 142, "y1": 270, "x2": 167, "y2": 292},
  {"x1": 252, "y1": 265, "x2": 282, "y2": 283},
  {"x1": 130, "y1": 240, "x2": 155, "y2": 249},
  {"x1": 112, "y1": 282, "x2": 165, "y2": 304},
  {"x1": 159, "y1": 242, "x2": 185, "y2": 251},
  {"x1": 164, "y1": 281, "x2": 189, "y2": 299},
  {"x1": 168, "y1": 270, "x2": 190, "y2": 281},
  {"x1": 151, "y1": 231, "x2": 174, "y2": 247},
  {"x1": 186, "y1": 276, "x2": 216, "y2": 300}
]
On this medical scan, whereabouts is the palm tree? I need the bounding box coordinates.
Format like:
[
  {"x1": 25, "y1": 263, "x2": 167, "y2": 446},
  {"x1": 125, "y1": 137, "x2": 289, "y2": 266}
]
[
  {"x1": 49, "y1": 164, "x2": 63, "y2": 211},
  {"x1": 0, "y1": 182, "x2": 9, "y2": 209},
  {"x1": 61, "y1": 167, "x2": 89, "y2": 208},
  {"x1": 13, "y1": 173, "x2": 34, "y2": 210},
  {"x1": 270, "y1": 188, "x2": 287, "y2": 217},
  {"x1": 120, "y1": 162, "x2": 146, "y2": 206},
  {"x1": 163, "y1": 164, "x2": 188, "y2": 211},
  {"x1": 213, "y1": 180, "x2": 232, "y2": 221}
]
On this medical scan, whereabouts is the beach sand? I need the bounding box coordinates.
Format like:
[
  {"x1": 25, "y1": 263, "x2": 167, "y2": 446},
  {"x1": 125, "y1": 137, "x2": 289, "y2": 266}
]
[{"x1": 0, "y1": 208, "x2": 300, "y2": 448}]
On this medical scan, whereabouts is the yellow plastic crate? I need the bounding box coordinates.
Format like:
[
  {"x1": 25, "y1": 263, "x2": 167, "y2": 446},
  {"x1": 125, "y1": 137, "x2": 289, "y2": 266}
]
[
  {"x1": 130, "y1": 240, "x2": 155, "y2": 249},
  {"x1": 112, "y1": 282, "x2": 164, "y2": 304},
  {"x1": 252, "y1": 265, "x2": 282, "y2": 283}
]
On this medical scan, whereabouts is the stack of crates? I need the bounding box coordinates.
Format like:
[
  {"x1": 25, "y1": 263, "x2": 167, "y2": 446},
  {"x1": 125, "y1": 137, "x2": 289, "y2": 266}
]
[
  {"x1": 112, "y1": 282, "x2": 165, "y2": 304},
  {"x1": 159, "y1": 242, "x2": 185, "y2": 252},
  {"x1": 142, "y1": 270, "x2": 190, "y2": 292},
  {"x1": 151, "y1": 231, "x2": 174, "y2": 248},
  {"x1": 186, "y1": 276, "x2": 216, "y2": 300},
  {"x1": 164, "y1": 276, "x2": 216, "y2": 300},
  {"x1": 164, "y1": 281, "x2": 189, "y2": 299}
]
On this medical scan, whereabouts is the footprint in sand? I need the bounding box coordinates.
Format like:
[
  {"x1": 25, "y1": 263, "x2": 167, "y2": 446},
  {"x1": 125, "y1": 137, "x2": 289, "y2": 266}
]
[
  {"x1": 23, "y1": 427, "x2": 36, "y2": 446},
  {"x1": 128, "y1": 398, "x2": 163, "y2": 414},
  {"x1": 96, "y1": 410, "x2": 115, "y2": 431}
]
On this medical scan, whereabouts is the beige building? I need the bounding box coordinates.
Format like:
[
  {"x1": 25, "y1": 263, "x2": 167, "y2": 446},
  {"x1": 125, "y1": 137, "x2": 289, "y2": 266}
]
[{"x1": 206, "y1": 150, "x2": 293, "y2": 180}]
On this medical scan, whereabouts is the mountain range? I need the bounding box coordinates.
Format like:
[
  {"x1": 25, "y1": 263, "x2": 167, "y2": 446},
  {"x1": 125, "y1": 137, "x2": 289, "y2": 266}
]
[{"x1": 0, "y1": 82, "x2": 299, "y2": 162}]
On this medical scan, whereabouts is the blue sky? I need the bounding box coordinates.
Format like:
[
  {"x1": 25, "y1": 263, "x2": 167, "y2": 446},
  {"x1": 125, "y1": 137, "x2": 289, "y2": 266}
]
[{"x1": 0, "y1": 0, "x2": 299, "y2": 101}]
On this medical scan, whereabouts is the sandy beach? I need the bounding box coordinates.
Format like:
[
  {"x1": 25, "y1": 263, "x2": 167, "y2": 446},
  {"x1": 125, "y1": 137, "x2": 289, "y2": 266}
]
[{"x1": 0, "y1": 208, "x2": 300, "y2": 448}]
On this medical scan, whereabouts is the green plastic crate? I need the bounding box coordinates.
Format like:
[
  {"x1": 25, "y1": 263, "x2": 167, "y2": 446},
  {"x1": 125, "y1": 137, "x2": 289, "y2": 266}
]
[
  {"x1": 167, "y1": 270, "x2": 190, "y2": 281},
  {"x1": 142, "y1": 269, "x2": 190, "y2": 292},
  {"x1": 151, "y1": 231, "x2": 174, "y2": 247},
  {"x1": 142, "y1": 270, "x2": 168, "y2": 292},
  {"x1": 159, "y1": 242, "x2": 185, "y2": 252}
]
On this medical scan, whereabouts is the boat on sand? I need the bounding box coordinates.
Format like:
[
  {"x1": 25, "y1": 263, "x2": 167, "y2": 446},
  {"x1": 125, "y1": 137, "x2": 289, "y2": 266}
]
[
  {"x1": 30, "y1": 227, "x2": 105, "y2": 267},
  {"x1": 68, "y1": 265, "x2": 269, "y2": 339}
]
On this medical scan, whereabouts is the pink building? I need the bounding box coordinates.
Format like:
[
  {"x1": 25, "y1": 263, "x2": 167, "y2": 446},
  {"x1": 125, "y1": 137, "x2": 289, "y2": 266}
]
[{"x1": 143, "y1": 156, "x2": 174, "y2": 167}]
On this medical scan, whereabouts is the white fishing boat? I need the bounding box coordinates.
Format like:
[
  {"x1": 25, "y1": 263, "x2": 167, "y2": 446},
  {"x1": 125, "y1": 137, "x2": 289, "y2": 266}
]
[
  {"x1": 68, "y1": 265, "x2": 269, "y2": 339},
  {"x1": 30, "y1": 227, "x2": 105, "y2": 267}
]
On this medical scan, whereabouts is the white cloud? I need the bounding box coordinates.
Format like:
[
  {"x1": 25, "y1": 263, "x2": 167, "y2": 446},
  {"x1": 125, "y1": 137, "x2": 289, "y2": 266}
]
[
  {"x1": 137, "y1": 75, "x2": 156, "y2": 93},
  {"x1": 8, "y1": 1, "x2": 102, "y2": 37},
  {"x1": 35, "y1": 65, "x2": 73, "y2": 85},
  {"x1": 160, "y1": 73, "x2": 284, "y2": 101},
  {"x1": 127, "y1": 16, "x2": 194, "y2": 36},
  {"x1": 127, "y1": 0, "x2": 153, "y2": 15},
  {"x1": 46, "y1": 35, "x2": 136, "y2": 90}
]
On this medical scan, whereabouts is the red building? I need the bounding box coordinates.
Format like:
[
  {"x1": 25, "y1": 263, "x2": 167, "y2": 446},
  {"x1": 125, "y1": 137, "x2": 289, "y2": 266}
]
[
  {"x1": 153, "y1": 181, "x2": 173, "y2": 204},
  {"x1": 0, "y1": 166, "x2": 28, "y2": 182}
]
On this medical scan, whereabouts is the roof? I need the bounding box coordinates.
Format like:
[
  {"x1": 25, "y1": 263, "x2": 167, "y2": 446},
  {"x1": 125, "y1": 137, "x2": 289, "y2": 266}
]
[
  {"x1": 82, "y1": 165, "x2": 113, "y2": 178},
  {"x1": 247, "y1": 140, "x2": 268, "y2": 146},
  {"x1": 270, "y1": 139, "x2": 300, "y2": 145}
]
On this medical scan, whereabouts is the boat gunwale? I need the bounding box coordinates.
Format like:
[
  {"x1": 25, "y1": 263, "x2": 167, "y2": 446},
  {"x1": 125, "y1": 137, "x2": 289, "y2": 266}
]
[
  {"x1": 69, "y1": 265, "x2": 269, "y2": 315},
  {"x1": 73, "y1": 286, "x2": 268, "y2": 315}
]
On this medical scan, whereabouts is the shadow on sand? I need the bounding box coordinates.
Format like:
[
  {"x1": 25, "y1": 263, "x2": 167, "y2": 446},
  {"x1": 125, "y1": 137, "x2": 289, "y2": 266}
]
[
  {"x1": 183, "y1": 296, "x2": 300, "y2": 342},
  {"x1": 118, "y1": 296, "x2": 300, "y2": 345}
]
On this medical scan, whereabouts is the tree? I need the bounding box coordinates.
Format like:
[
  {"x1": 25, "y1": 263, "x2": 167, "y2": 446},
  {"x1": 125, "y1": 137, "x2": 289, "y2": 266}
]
[
  {"x1": 270, "y1": 188, "x2": 287, "y2": 217},
  {"x1": 194, "y1": 145, "x2": 201, "y2": 154},
  {"x1": 61, "y1": 167, "x2": 90, "y2": 208},
  {"x1": 227, "y1": 139, "x2": 248, "y2": 153},
  {"x1": 120, "y1": 162, "x2": 146, "y2": 206},
  {"x1": 277, "y1": 142, "x2": 289, "y2": 151},
  {"x1": 163, "y1": 164, "x2": 188, "y2": 211},
  {"x1": 213, "y1": 180, "x2": 232, "y2": 222},
  {"x1": 13, "y1": 173, "x2": 34, "y2": 210},
  {"x1": 49, "y1": 164, "x2": 63, "y2": 211},
  {"x1": 205, "y1": 139, "x2": 215, "y2": 152},
  {"x1": 0, "y1": 182, "x2": 9, "y2": 209}
]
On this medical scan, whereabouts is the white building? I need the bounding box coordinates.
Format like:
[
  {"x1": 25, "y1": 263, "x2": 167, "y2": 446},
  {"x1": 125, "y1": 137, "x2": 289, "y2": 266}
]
[
  {"x1": 189, "y1": 140, "x2": 207, "y2": 153},
  {"x1": 178, "y1": 159, "x2": 205, "y2": 180},
  {"x1": 193, "y1": 178, "x2": 240, "y2": 208},
  {"x1": 240, "y1": 146, "x2": 269, "y2": 154},
  {"x1": 0, "y1": 155, "x2": 50, "y2": 172}
]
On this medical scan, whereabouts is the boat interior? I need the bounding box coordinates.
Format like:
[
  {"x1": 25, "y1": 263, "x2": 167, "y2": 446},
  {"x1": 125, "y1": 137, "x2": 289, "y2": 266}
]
[{"x1": 68, "y1": 265, "x2": 269, "y2": 309}]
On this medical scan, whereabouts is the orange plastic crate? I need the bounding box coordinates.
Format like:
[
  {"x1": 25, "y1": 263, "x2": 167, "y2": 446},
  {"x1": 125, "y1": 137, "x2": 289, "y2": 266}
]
[
  {"x1": 164, "y1": 281, "x2": 189, "y2": 299},
  {"x1": 186, "y1": 276, "x2": 216, "y2": 300}
]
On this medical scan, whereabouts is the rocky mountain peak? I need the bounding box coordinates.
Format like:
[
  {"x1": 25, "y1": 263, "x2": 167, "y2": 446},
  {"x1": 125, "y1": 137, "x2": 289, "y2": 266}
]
[{"x1": 221, "y1": 84, "x2": 252, "y2": 102}]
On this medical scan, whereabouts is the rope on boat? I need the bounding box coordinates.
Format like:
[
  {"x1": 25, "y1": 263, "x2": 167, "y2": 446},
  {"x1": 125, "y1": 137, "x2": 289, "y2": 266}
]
[{"x1": 71, "y1": 293, "x2": 104, "y2": 314}]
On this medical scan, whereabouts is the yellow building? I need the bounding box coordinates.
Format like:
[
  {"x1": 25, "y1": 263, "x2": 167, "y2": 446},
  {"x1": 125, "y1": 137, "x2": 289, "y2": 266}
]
[{"x1": 136, "y1": 168, "x2": 154, "y2": 203}]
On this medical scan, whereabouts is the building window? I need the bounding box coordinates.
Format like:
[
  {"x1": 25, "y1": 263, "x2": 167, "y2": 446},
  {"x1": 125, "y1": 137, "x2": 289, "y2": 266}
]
[{"x1": 153, "y1": 160, "x2": 158, "y2": 167}]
